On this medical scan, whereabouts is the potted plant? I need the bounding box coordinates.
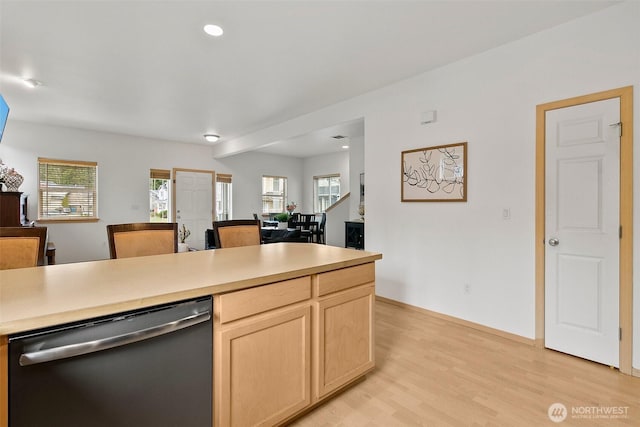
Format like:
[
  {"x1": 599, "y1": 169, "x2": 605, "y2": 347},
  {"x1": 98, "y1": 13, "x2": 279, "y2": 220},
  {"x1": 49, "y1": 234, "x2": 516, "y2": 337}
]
[
  {"x1": 178, "y1": 224, "x2": 191, "y2": 252},
  {"x1": 274, "y1": 213, "x2": 289, "y2": 229}
]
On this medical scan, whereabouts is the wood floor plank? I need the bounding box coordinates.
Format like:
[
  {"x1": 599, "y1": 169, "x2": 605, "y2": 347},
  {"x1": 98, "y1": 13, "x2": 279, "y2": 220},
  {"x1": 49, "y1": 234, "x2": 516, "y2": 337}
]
[{"x1": 292, "y1": 299, "x2": 640, "y2": 426}]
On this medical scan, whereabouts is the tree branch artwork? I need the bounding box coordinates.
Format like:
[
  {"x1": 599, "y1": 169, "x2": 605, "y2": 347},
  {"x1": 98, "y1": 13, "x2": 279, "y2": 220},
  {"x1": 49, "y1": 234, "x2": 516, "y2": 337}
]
[{"x1": 401, "y1": 142, "x2": 467, "y2": 202}]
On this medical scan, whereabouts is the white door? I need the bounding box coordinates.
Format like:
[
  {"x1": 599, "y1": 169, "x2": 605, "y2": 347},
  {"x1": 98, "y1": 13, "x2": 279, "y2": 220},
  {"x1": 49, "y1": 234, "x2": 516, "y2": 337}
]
[
  {"x1": 175, "y1": 170, "x2": 214, "y2": 250},
  {"x1": 544, "y1": 98, "x2": 620, "y2": 366}
]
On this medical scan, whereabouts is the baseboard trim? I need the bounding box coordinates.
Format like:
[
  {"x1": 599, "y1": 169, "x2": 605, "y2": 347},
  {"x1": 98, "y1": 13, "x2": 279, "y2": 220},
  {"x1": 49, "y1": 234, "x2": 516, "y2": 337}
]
[
  {"x1": 633, "y1": 368, "x2": 640, "y2": 378},
  {"x1": 375, "y1": 295, "x2": 535, "y2": 346}
]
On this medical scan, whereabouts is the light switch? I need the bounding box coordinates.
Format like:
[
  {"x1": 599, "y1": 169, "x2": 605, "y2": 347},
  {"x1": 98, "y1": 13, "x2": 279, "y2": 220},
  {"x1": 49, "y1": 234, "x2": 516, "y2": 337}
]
[{"x1": 502, "y1": 208, "x2": 511, "y2": 220}]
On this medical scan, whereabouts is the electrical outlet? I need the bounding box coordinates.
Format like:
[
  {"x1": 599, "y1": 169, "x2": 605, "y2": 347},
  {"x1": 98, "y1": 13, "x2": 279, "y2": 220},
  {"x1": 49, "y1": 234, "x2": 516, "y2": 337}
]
[{"x1": 464, "y1": 283, "x2": 471, "y2": 294}]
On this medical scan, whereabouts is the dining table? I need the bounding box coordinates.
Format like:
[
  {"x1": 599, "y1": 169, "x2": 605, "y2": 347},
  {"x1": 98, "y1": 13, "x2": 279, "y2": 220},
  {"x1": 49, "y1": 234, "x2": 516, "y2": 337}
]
[{"x1": 261, "y1": 227, "x2": 307, "y2": 243}]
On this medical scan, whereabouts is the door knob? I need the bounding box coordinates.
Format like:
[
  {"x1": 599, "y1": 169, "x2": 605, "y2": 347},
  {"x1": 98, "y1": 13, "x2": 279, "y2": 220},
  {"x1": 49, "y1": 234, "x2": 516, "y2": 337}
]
[{"x1": 548, "y1": 238, "x2": 559, "y2": 246}]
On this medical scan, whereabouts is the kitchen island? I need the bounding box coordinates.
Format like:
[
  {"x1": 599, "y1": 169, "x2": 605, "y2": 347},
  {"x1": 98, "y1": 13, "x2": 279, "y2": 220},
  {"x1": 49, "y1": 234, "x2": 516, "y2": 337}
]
[{"x1": 0, "y1": 243, "x2": 382, "y2": 426}]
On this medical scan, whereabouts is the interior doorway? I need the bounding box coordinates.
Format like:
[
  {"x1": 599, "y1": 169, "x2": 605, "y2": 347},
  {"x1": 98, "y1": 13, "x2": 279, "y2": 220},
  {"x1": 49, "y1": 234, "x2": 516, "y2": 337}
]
[
  {"x1": 535, "y1": 86, "x2": 633, "y2": 374},
  {"x1": 173, "y1": 168, "x2": 215, "y2": 251}
]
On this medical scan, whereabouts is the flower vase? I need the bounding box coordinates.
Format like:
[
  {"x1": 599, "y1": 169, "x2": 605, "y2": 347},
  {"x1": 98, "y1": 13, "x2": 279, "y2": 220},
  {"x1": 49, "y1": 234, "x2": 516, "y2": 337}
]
[
  {"x1": 178, "y1": 243, "x2": 189, "y2": 253},
  {"x1": 3, "y1": 173, "x2": 24, "y2": 192},
  {"x1": 278, "y1": 222, "x2": 288, "y2": 230}
]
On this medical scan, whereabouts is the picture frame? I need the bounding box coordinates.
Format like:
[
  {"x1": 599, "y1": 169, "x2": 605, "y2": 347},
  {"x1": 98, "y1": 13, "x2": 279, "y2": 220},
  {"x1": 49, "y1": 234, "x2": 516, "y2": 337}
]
[{"x1": 401, "y1": 141, "x2": 467, "y2": 202}]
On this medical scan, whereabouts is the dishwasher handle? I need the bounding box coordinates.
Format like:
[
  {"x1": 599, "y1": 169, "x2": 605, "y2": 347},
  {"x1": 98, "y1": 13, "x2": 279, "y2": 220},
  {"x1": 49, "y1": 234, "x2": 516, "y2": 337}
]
[{"x1": 19, "y1": 310, "x2": 211, "y2": 366}]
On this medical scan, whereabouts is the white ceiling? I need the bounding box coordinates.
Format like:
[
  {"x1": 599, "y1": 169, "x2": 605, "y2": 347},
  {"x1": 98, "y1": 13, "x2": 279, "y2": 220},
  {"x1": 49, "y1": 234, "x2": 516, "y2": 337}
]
[{"x1": 0, "y1": 0, "x2": 617, "y2": 158}]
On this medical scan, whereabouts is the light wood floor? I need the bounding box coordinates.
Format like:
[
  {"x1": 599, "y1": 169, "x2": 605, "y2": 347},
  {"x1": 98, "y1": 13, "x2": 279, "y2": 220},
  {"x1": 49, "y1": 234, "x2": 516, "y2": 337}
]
[{"x1": 292, "y1": 299, "x2": 640, "y2": 426}]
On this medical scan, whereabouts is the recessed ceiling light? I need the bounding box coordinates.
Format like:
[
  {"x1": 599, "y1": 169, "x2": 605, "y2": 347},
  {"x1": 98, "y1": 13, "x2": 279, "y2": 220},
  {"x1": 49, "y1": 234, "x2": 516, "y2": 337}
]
[
  {"x1": 204, "y1": 134, "x2": 220, "y2": 143},
  {"x1": 22, "y1": 78, "x2": 42, "y2": 88},
  {"x1": 203, "y1": 24, "x2": 224, "y2": 37},
  {"x1": 342, "y1": 145, "x2": 349, "y2": 149}
]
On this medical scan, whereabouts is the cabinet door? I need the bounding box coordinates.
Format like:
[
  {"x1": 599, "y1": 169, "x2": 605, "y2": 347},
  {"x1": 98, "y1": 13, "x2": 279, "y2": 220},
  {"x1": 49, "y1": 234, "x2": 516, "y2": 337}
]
[
  {"x1": 0, "y1": 192, "x2": 22, "y2": 227},
  {"x1": 217, "y1": 305, "x2": 311, "y2": 427},
  {"x1": 315, "y1": 285, "x2": 375, "y2": 398}
]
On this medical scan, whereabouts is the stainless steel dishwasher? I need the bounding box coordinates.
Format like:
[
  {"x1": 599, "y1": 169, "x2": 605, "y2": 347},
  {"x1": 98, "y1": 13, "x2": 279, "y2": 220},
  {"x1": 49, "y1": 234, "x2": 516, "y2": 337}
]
[{"x1": 8, "y1": 296, "x2": 213, "y2": 427}]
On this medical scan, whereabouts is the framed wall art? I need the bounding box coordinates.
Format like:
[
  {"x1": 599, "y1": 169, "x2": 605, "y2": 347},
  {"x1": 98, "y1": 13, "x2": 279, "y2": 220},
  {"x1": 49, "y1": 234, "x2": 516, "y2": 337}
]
[{"x1": 401, "y1": 141, "x2": 467, "y2": 202}]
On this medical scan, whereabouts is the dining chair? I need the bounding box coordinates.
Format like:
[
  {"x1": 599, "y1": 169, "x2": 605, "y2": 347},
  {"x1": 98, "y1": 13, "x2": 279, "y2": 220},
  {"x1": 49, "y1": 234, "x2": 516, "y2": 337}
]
[
  {"x1": 212, "y1": 219, "x2": 261, "y2": 248},
  {"x1": 107, "y1": 222, "x2": 178, "y2": 259},
  {"x1": 295, "y1": 214, "x2": 317, "y2": 243},
  {"x1": 0, "y1": 226, "x2": 48, "y2": 270},
  {"x1": 315, "y1": 213, "x2": 327, "y2": 244},
  {"x1": 287, "y1": 212, "x2": 300, "y2": 229}
]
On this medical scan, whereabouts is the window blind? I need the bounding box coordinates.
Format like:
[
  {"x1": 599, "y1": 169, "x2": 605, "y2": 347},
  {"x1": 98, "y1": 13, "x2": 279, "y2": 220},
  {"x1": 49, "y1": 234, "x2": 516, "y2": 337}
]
[
  {"x1": 216, "y1": 173, "x2": 232, "y2": 184},
  {"x1": 38, "y1": 158, "x2": 98, "y2": 221},
  {"x1": 150, "y1": 169, "x2": 171, "y2": 180}
]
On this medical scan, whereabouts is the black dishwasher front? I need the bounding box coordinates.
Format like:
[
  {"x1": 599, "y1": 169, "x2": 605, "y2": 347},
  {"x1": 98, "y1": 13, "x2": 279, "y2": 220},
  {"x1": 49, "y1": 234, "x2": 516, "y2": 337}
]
[{"x1": 8, "y1": 296, "x2": 213, "y2": 427}]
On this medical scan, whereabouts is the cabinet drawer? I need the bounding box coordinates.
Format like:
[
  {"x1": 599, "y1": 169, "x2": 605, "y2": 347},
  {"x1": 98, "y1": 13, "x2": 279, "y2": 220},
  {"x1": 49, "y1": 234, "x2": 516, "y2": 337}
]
[
  {"x1": 315, "y1": 263, "x2": 374, "y2": 297},
  {"x1": 218, "y1": 276, "x2": 311, "y2": 323}
]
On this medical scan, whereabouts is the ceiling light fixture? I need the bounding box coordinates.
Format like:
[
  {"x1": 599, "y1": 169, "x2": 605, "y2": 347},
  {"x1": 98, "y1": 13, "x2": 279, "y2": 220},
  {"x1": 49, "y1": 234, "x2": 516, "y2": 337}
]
[
  {"x1": 22, "y1": 78, "x2": 42, "y2": 88},
  {"x1": 204, "y1": 134, "x2": 220, "y2": 143},
  {"x1": 342, "y1": 145, "x2": 349, "y2": 149},
  {"x1": 203, "y1": 24, "x2": 224, "y2": 37}
]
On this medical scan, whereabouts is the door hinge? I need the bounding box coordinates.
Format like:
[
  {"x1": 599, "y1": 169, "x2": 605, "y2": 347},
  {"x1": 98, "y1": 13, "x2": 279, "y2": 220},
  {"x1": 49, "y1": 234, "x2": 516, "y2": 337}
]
[
  {"x1": 619, "y1": 327, "x2": 622, "y2": 341},
  {"x1": 609, "y1": 121, "x2": 622, "y2": 137},
  {"x1": 619, "y1": 225, "x2": 622, "y2": 239}
]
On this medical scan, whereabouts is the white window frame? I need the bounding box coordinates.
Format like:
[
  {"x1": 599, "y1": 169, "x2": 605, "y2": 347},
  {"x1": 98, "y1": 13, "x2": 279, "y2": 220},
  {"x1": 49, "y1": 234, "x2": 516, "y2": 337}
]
[
  {"x1": 313, "y1": 174, "x2": 340, "y2": 213},
  {"x1": 216, "y1": 173, "x2": 232, "y2": 221},
  {"x1": 262, "y1": 175, "x2": 287, "y2": 214},
  {"x1": 150, "y1": 169, "x2": 171, "y2": 222}
]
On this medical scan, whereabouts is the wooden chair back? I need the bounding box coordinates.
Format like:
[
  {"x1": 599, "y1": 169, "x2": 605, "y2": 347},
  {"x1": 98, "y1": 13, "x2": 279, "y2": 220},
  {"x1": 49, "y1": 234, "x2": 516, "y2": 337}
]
[
  {"x1": 212, "y1": 219, "x2": 261, "y2": 248},
  {"x1": 0, "y1": 226, "x2": 48, "y2": 270},
  {"x1": 107, "y1": 223, "x2": 178, "y2": 259}
]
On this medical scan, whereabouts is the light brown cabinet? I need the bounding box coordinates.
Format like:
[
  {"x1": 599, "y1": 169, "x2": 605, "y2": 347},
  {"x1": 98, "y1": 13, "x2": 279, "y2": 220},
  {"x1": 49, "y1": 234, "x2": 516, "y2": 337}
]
[
  {"x1": 214, "y1": 262, "x2": 376, "y2": 427},
  {"x1": 315, "y1": 284, "x2": 375, "y2": 398},
  {"x1": 1, "y1": 243, "x2": 382, "y2": 427},
  {"x1": 216, "y1": 305, "x2": 312, "y2": 426}
]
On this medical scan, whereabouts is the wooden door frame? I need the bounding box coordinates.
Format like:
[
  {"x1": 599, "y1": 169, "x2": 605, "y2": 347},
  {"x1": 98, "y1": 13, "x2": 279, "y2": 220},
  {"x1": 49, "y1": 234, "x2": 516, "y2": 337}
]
[
  {"x1": 172, "y1": 168, "x2": 216, "y2": 225},
  {"x1": 535, "y1": 86, "x2": 633, "y2": 375}
]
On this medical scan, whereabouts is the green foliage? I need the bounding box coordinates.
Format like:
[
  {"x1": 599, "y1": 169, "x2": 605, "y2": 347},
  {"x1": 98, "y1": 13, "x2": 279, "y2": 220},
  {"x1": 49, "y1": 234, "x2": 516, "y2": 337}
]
[
  {"x1": 40, "y1": 164, "x2": 96, "y2": 186},
  {"x1": 274, "y1": 213, "x2": 289, "y2": 222},
  {"x1": 150, "y1": 178, "x2": 168, "y2": 191}
]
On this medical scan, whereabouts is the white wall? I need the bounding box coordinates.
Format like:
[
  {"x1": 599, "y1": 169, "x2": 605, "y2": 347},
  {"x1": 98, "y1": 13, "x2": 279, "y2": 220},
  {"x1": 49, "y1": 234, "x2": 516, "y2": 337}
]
[
  {"x1": 301, "y1": 149, "x2": 350, "y2": 246},
  {"x1": 0, "y1": 122, "x2": 312, "y2": 262},
  {"x1": 217, "y1": 151, "x2": 303, "y2": 219},
  {"x1": 325, "y1": 195, "x2": 350, "y2": 247},
  {"x1": 210, "y1": 2, "x2": 640, "y2": 368},
  {"x1": 302, "y1": 150, "x2": 349, "y2": 213},
  {"x1": 2, "y1": 2, "x2": 638, "y2": 369},
  {"x1": 0, "y1": 121, "x2": 223, "y2": 263},
  {"x1": 349, "y1": 135, "x2": 364, "y2": 220}
]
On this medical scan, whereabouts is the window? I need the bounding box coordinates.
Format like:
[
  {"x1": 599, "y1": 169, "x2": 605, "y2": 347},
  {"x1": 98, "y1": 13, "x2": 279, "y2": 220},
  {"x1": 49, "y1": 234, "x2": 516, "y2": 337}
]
[
  {"x1": 150, "y1": 169, "x2": 170, "y2": 222},
  {"x1": 314, "y1": 174, "x2": 340, "y2": 212},
  {"x1": 216, "y1": 173, "x2": 232, "y2": 220},
  {"x1": 262, "y1": 176, "x2": 287, "y2": 214},
  {"x1": 38, "y1": 157, "x2": 98, "y2": 221}
]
